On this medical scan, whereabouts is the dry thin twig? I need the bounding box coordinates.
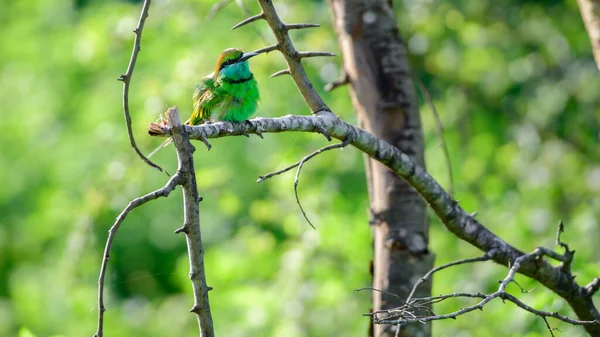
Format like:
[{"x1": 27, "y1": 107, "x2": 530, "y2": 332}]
[
  {"x1": 415, "y1": 78, "x2": 453, "y2": 196},
  {"x1": 117, "y1": 0, "x2": 166, "y2": 174},
  {"x1": 257, "y1": 140, "x2": 351, "y2": 229},
  {"x1": 93, "y1": 173, "x2": 181, "y2": 337},
  {"x1": 369, "y1": 243, "x2": 599, "y2": 335},
  {"x1": 293, "y1": 141, "x2": 350, "y2": 229},
  {"x1": 405, "y1": 253, "x2": 493, "y2": 304},
  {"x1": 324, "y1": 71, "x2": 350, "y2": 92}
]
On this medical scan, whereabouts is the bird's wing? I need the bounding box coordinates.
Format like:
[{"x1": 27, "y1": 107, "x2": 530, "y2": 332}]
[{"x1": 189, "y1": 74, "x2": 215, "y2": 125}]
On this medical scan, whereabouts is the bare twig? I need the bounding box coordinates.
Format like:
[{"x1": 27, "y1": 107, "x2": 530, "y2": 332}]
[
  {"x1": 372, "y1": 248, "x2": 599, "y2": 331},
  {"x1": 556, "y1": 220, "x2": 570, "y2": 252},
  {"x1": 297, "y1": 51, "x2": 337, "y2": 59},
  {"x1": 324, "y1": 71, "x2": 350, "y2": 92},
  {"x1": 405, "y1": 253, "x2": 493, "y2": 304},
  {"x1": 94, "y1": 173, "x2": 181, "y2": 337},
  {"x1": 285, "y1": 23, "x2": 321, "y2": 30},
  {"x1": 355, "y1": 287, "x2": 404, "y2": 300},
  {"x1": 416, "y1": 77, "x2": 453, "y2": 196},
  {"x1": 258, "y1": 140, "x2": 350, "y2": 229},
  {"x1": 118, "y1": 0, "x2": 166, "y2": 174}
]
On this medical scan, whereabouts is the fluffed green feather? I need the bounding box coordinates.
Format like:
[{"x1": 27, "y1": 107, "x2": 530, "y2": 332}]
[{"x1": 148, "y1": 48, "x2": 260, "y2": 158}]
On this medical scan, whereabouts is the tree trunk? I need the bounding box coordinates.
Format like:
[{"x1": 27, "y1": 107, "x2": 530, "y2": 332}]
[{"x1": 328, "y1": 1, "x2": 434, "y2": 336}]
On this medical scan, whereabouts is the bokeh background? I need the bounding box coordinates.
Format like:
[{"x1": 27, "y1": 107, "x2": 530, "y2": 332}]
[{"x1": 1, "y1": 0, "x2": 599, "y2": 336}]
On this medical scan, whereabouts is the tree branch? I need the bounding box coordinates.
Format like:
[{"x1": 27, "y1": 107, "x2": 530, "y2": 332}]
[
  {"x1": 149, "y1": 112, "x2": 600, "y2": 334},
  {"x1": 94, "y1": 173, "x2": 181, "y2": 337},
  {"x1": 96, "y1": 107, "x2": 214, "y2": 337},
  {"x1": 167, "y1": 107, "x2": 214, "y2": 337},
  {"x1": 117, "y1": 0, "x2": 166, "y2": 174},
  {"x1": 232, "y1": 0, "x2": 333, "y2": 113}
]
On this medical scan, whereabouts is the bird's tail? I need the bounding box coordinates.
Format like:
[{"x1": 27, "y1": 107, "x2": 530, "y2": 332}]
[{"x1": 148, "y1": 137, "x2": 173, "y2": 158}]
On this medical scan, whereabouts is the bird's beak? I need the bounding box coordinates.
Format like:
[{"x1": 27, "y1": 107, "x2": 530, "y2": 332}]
[{"x1": 239, "y1": 51, "x2": 259, "y2": 62}]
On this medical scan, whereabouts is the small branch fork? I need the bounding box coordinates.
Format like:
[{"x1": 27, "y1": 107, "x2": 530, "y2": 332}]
[
  {"x1": 232, "y1": 0, "x2": 335, "y2": 113},
  {"x1": 362, "y1": 223, "x2": 599, "y2": 337},
  {"x1": 96, "y1": 108, "x2": 214, "y2": 337},
  {"x1": 257, "y1": 138, "x2": 353, "y2": 229},
  {"x1": 93, "y1": 173, "x2": 181, "y2": 337},
  {"x1": 117, "y1": 0, "x2": 166, "y2": 174}
]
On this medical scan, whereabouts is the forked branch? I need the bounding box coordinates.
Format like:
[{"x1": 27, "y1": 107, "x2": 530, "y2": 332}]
[
  {"x1": 232, "y1": 0, "x2": 334, "y2": 113},
  {"x1": 97, "y1": 108, "x2": 214, "y2": 337},
  {"x1": 118, "y1": 0, "x2": 166, "y2": 174}
]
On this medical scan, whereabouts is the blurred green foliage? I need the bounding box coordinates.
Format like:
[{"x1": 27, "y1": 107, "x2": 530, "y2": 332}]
[{"x1": 0, "y1": 0, "x2": 598, "y2": 336}]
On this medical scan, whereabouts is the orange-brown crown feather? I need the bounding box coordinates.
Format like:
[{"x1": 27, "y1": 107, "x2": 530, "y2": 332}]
[{"x1": 212, "y1": 48, "x2": 244, "y2": 79}]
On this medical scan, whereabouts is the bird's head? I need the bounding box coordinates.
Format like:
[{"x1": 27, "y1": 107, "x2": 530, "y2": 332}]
[{"x1": 213, "y1": 48, "x2": 259, "y2": 78}]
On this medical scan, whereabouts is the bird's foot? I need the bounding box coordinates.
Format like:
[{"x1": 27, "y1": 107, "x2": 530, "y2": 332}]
[{"x1": 251, "y1": 121, "x2": 265, "y2": 139}]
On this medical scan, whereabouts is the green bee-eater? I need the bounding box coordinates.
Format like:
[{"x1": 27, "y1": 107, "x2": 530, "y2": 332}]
[{"x1": 149, "y1": 48, "x2": 260, "y2": 157}]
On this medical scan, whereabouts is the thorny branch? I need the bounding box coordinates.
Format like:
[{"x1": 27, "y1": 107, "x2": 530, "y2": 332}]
[
  {"x1": 96, "y1": 107, "x2": 214, "y2": 337},
  {"x1": 142, "y1": 0, "x2": 598, "y2": 335},
  {"x1": 167, "y1": 107, "x2": 214, "y2": 337},
  {"x1": 149, "y1": 112, "x2": 600, "y2": 335},
  {"x1": 232, "y1": 0, "x2": 335, "y2": 113},
  {"x1": 117, "y1": 0, "x2": 166, "y2": 174}
]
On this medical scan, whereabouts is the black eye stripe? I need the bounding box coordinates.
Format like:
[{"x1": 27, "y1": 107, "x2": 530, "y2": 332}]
[{"x1": 219, "y1": 57, "x2": 240, "y2": 70}]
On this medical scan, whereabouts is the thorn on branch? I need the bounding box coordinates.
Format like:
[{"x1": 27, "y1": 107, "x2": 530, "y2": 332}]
[
  {"x1": 252, "y1": 44, "x2": 279, "y2": 55},
  {"x1": 285, "y1": 23, "x2": 320, "y2": 30},
  {"x1": 270, "y1": 69, "x2": 291, "y2": 78},
  {"x1": 313, "y1": 123, "x2": 332, "y2": 141},
  {"x1": 190, "y1": 305, "x2": 201, "y2": 314},
  {"x1": 174, "y1": 226, "x2": 189, "y2": 234},
  {"x1": 232, "y1": 12, "x2": 264, "y2": 30},
  {"x1": 297, "y1": 51, "x2": 337, "y2": 59}
]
